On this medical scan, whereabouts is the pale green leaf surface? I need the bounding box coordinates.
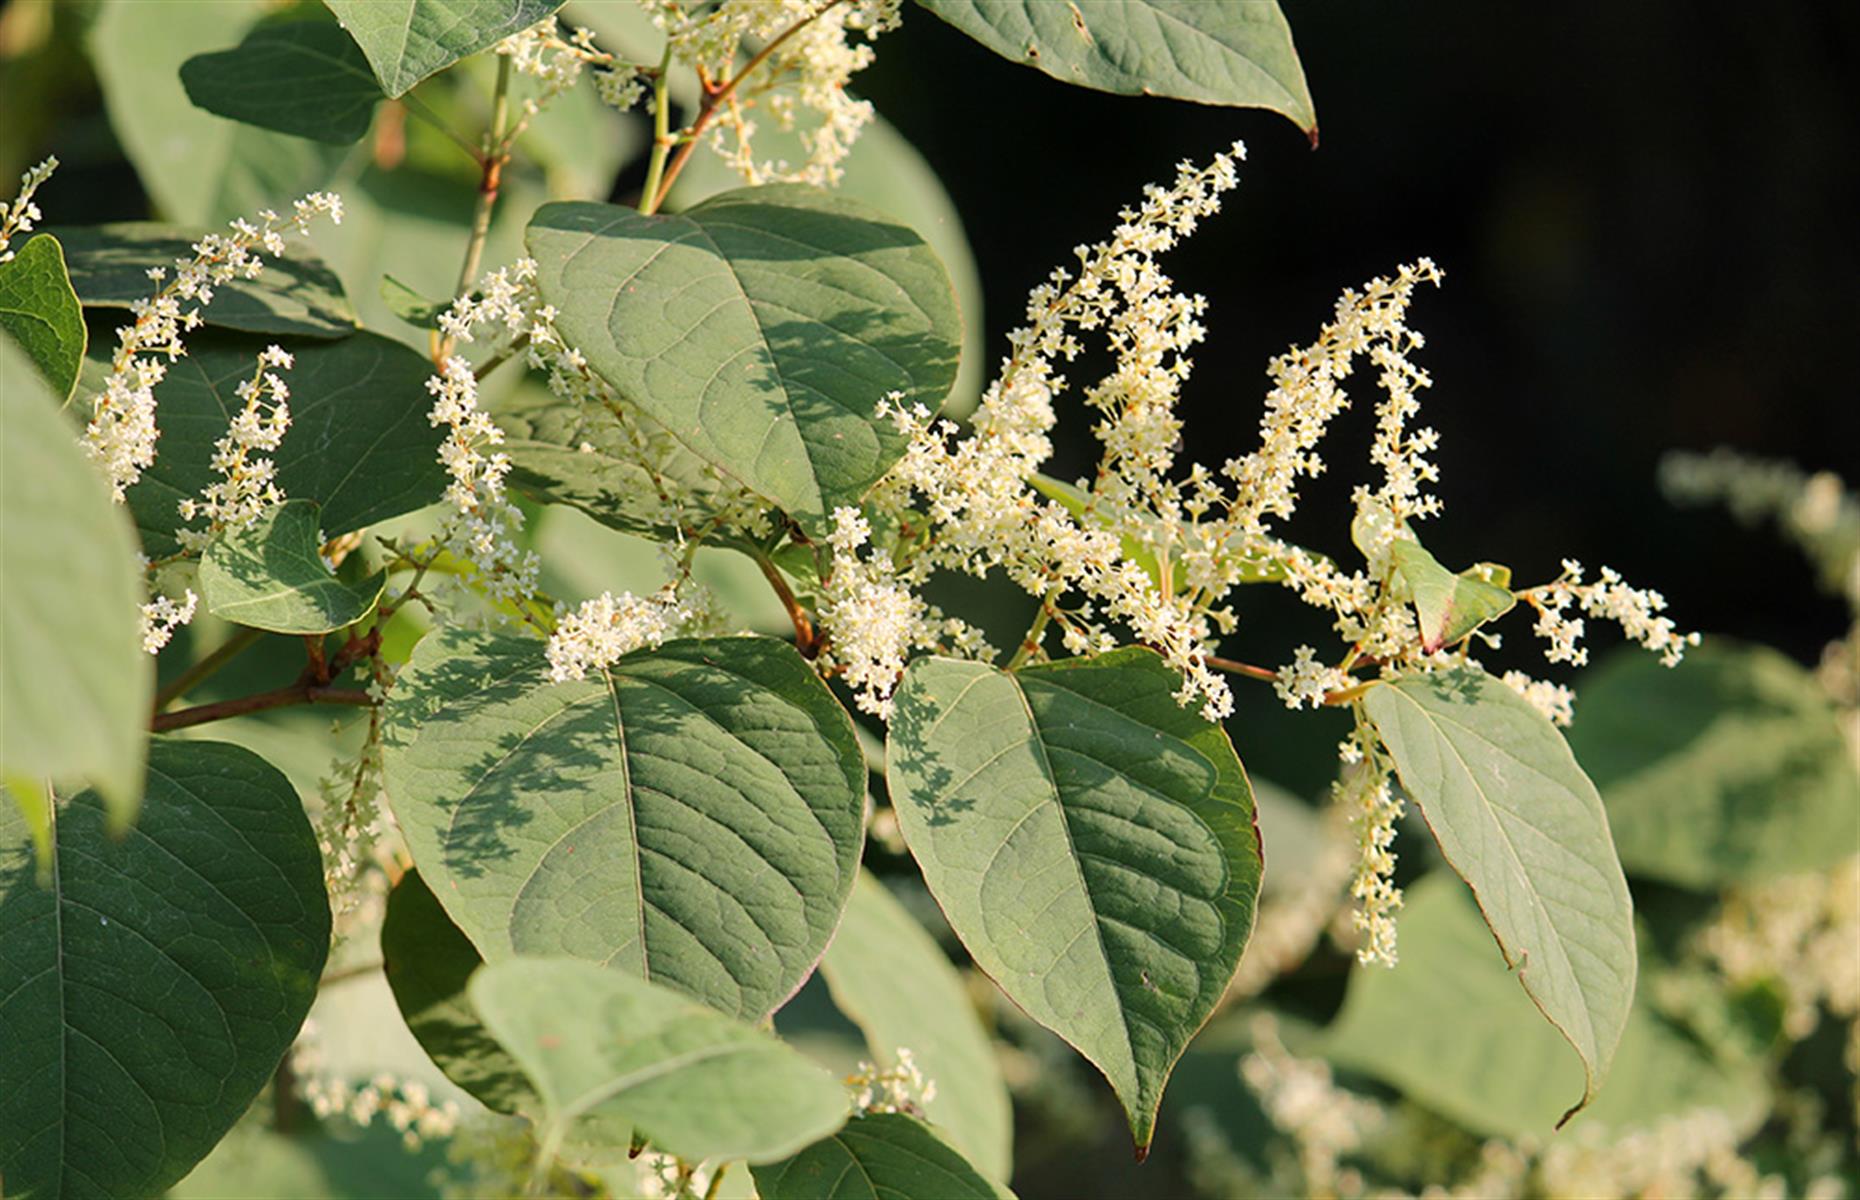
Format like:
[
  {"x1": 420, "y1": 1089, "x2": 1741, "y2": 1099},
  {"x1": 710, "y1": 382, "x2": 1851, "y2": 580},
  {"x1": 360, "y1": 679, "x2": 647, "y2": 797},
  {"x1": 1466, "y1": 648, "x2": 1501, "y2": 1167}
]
[
  {"x1": 915, "y1": 0, "x2": 1314, "y2": 131},
  {"x1": 325, "y1": 0, "x2": 566, "y2": 96},
  {"x1": 382, "y1": 631, "x2": 865, "y2": 1021},
  {"x1": 819, "y1": 872, "x2": 1013, "y2": 1179},
  {"x1": 1567, "y1": 641, "x2": 1860, "y2": 888},
  {"x1": 1363, "y1": 666, "x2": 1637, "y2": 1125},
  {"x1": 170, "y1": 1122, "x2": 448, "y2": 1200},
  {"x1": 753, "y1": 1113, "x2": 1016, "y2": 1200},
  {"x1": 526, "y1": 187, "x2": 961, "y2": 526},
  {"x1": 0, "y1": 234, "x2": 85, "y2": 400},
  {"x1": 89, "y1": 0, "x2": 347, "y2": 226},
  {"x1": 1322, "y1": 874, "x2": 1764, "y2": 1138},
  {"x1": 182, "y1": 19, "x2": 385, "y2": 144},
  {"x1": 198, "y1": 500, "x2": 387, "y2": 633},
  {"x1": 56, "y1": 222, "x2": 357, "y2": 339},
  {"x1": 470, "y1": 957, "x2": 849, "y2": 1165},
  {"x1": 1388, "y1": 539, "x2": 1514, "y2": 652},
  {"x1": 886, "y1": 649, "x2": 1261, "y2": 1150},
  {"x1": 95, "y1": 330, "x2": 445, "y2": 558},
  {"x1": 0, "y1": 337, "x2": 147, "y2": 823},
  {"x1": 0, "y1": 739, "x2": 329, "y2": 1199}
]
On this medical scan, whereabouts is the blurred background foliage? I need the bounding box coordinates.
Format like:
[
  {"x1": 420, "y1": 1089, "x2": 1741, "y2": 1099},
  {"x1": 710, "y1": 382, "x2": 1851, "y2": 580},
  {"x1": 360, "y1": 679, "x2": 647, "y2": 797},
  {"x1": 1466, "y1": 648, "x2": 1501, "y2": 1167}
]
[{"x1": 2, "y1": 0, "x2": 1855, "y2": 1196}]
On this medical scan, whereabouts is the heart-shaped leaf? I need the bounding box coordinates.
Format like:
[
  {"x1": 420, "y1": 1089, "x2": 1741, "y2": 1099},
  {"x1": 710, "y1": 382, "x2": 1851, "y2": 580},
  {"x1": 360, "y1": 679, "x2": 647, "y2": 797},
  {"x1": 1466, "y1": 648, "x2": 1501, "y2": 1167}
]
[
  {"x1": 753, "y1": 1113, "x2": 1016, "y2": 1200},
  {"x1": 0, "y1": 234, "x2": 85, "y2": 400},
  {"x1": 526, "y1": 187, "x2": 962, "y2": 527},
  {"x1": 182, "y1": 19, "x2": 385, "y2": 145},
  {"x1": 0, "y1": 337, "x2": 147, "y2": 831},
  {"x1": 325, "y1": 0, "x2": 565, "y2": 97},
  {"x1": 819, "y1": 873, "x2": 1014, "y2": 1179},
  {"x1": 0, "y1": 738, "x2": 330, "y2": 1198},
  {"x1": 383, "y1": 630, "x2": 865, "y2": 1021},
  {"x1": 57, "y1": 223, "x2": 356, "y2": 339},
  {"x1": 92, "y1": 330, "x2": 444, "y2": 559},
  {"x1": 1363, "y1": 666, "x2": 1637, "y2": 1126},
  {"x1": 471, "y1": 957, "x2": 848, "y2": 1166},
  {"x1": 915, "y1": 0, "x2": 1315, "y2": 135},
  {"x1": 199, "y1": 499, "x2": 387, "y2": 633},
  {"x1": 885, "y1": 648, "x2": 1261, "y2": 1152},
  {"x1": 1388, "y1": 539, "x2": 1515, "y2": 652}
]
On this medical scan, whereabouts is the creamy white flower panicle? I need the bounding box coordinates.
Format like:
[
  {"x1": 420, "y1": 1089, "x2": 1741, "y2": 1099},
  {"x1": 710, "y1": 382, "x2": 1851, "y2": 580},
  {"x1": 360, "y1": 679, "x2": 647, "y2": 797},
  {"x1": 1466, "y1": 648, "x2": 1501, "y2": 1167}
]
[
  {"x1": 847, "y1": 1046, "x2": 937, "y2": 1115},
  {"x1": 176, "y1": 345, "x2": 294, "y2": 552},
  {"x1": 1275, "y1": 645, "x2": 1351, "y2": 710},
  {"x1": 82, "y1": 192, "x2": 342, "y2": 500},
  {"x1": 0, "y1": 155, "x2": 57, "y2": 263},
  {"x1": 644, "y1": 0, "x2": 902, "y2": 186},
  {"x1": 1500, "y1": 668, "x2": 1576, "y2": 727},
  {"x1": 496, "y1": 16, "x2": 646, "y2": 120},
  {"x1": 1521, "y1": 559, "x2": 1700, "y2": 668},
  {"x1": 545, "y1": 588, "x2": 692, "y2": 682},
  {"x1": 139, "y1": 589, "x2": 198, "y2": 655},
  {"x1": 1339, "y1": 752, "x2": 1404, "y2": 967}
]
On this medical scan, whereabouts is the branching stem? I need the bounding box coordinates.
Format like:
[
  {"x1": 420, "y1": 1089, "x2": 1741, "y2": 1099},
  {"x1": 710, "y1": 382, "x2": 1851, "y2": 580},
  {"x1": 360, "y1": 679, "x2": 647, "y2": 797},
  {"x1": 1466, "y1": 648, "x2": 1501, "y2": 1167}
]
[{"x1": 153, "y1": 626, "x2": 263, "y2": 710}]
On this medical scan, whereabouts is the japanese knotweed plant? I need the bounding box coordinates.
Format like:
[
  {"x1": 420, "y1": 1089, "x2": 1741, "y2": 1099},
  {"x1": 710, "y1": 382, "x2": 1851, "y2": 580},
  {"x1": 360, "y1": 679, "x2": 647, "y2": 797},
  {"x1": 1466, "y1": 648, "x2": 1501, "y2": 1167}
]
[{"x1": 3, "y1": 3, "x2": 1798, "y2": 1199}]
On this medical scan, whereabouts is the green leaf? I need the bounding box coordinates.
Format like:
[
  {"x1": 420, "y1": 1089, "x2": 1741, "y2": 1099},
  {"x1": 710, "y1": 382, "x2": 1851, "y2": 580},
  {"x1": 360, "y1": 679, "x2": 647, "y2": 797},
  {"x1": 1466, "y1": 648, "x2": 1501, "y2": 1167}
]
[
  {"x1": 1567, "y1": 641, "x2": 1860, "y2": 888},
  {"x1": 0, "y1": 738, "x2": 330, "y2": 1199},
  {"x1": 666, "y1": 115, "x2": 988, "y2": 418},
  {"x1": 182, "y1": 19, "x2": 385, "y2": 145},
  {"x1": 381, "y1": 868, "x2": 536, "y2": 1114},
  {"x1": 1362, "y1": 666, "x2": 1637, "y2": 1126},
  {"x1": 325, "y1": 0, "x2": 565, "y2": 97},
  {"x1": 380, "y1": 273, "x2": 448, "y2": 329},
  {"x1": 0, "y1": 234, "x2": 85, "y2": 400},
  {"x1": 819, "y1": 873, "x2": 1013, "y2": 1179},
  {"x1": 1321, "y1": 874, "x2": 1764, "y2": 1138},
  {"x1": 170, "y1": 1121, "x2": 449, "y2": 1200},
  {"x1": 198, "y1": 500, "x2": 387, "y2": 633},
  {"x1": 0, "y1": 336, "x2": 147, "y2": 827},
  {"x1": 470, "y1": 956, "x2": 849, "y2": 1165},
  {"x1": 885, "y1": 648, "x2": 1261, "y2": 1152},
  {"x1": 98, "y1": 330, "x2": 445, "y2": 559},
  {"x1": 89, "y1": 0, "x2": 348, "y2": 226},
  {"x1": 915, "y1": 0, "x2": 1315, "y2": 134},
  {"x1": 526, "y1": 187, "x2": 962, "y2": 527},
  {"x1": 382, "y1": 630, "x2": 866, "y2": 1021},
  {"x1": 56, "y1": 222, "x2": 357, "y2": 339},
  {"x1": 753, "y1": 1113, "x2": 1017, "y2": 1200},
  {"x1": 1387, "y1": 539, "x2": 1515, "y2": 653}
]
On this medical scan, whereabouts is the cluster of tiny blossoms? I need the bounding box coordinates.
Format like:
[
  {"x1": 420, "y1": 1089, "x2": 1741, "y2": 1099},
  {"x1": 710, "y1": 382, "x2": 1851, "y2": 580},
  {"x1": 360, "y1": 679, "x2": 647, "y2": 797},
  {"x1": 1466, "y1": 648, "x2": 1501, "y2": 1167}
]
[
  {"x1": 496, "y1": 16, "x2": 646, "y2": 122},
  {"x1": 0, "y1": 155, "x2": 56, "y2": 262},
  {"x1": 645, "y1": 0, "x2": 902, "y2": 186},
  {"x1": 847, "y1": 1047, "x2": 937, "y2": 1115},
  {"x1": 83, "y1": 192, "x2": 342, "y2": 500},
  {"x1": 291, "y1": 1024, "x2": 461, "y2": 1151},
  {"x1": 1519, "y1": 558, "x2": 1699, "y2": 668},
  {"x1": 138, "y1": 588, "x2": 198, "y2": 655},
  {"x1": 545, "y1": 587, "x2": 692, "y2": 682},
  {"x1": 175, "y1": 345, "x2": 294, "y2": 551}
]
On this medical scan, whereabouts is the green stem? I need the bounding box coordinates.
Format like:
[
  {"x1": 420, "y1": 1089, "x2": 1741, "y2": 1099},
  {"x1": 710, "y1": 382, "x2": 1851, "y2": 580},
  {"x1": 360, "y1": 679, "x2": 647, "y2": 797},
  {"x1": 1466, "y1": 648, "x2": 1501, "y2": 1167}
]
[
  {"x1": 1006, "y1": 586, "x2": 1062, "y2": 670},
  {"x1": 399, "y1": 92, "x2": 483, "y2": 163},
  {"x1": 638, "y1": 45, "x2": 676, "y2": 215},
  {"x1": 154, "y1": 626, "x2": 263, "y2": 711},
  {"x1": 702, "y1": 1163, "x2": 730, "y2": 1200}
]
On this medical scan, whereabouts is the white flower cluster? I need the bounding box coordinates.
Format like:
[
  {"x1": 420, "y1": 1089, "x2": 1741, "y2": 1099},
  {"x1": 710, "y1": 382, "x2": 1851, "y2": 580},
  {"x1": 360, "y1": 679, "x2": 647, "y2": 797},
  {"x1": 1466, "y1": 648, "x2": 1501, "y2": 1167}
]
[
  {"x1": 496, "y1": 16, "x2": 645, "y2": 121},
  {"x1": 1522, "y1": 558, "x2": 1700, "y2": 668},
  {"x1": 175, "y1": 345, "x2": 293, "y2": 552},
  {"x1": 1239, "y1": 1014, "x2": 1385, "y2": 1198},
  {"x1": 291, "y1": 1025, "x2": 461, "y2": 1151},
  {"x1": 138, "y1": 588, "x2": 198, "y2": 655},
  {"x1": 848, "y1": 1046, "x2": 937, "y2": 1115},
  {"x1": 83, "y1": 193, "x2": 342, "y2": 500},
  {"x1": 1336, "y1": 741, "x2": 1404, "y2": 967},
  {"x1": 0, "y1": 155, "x2": 56, "y2": 263},
  {"x1": 1500, "y1": 668, "x2": 1576, "y2": 727},
  {"x1": 1276, "y1": 645, "x2": 1352, "y2": 710},
  {"x1": 645, "y1": 0, "x2": 902, "y2": 186},
  {"x1": 545, "y1": 587, "x2": 692, "y2": 682}
]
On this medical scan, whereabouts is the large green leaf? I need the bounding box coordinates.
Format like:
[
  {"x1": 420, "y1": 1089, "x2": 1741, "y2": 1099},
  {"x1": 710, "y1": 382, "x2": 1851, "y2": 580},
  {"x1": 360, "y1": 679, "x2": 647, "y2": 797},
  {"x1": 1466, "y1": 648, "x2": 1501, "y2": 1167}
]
[
  {"x1": 325, "y1": 0, "x2": 565, "y2": 97},
  {"x1": 526, "y1": 187, "x2": 962, "y2": 526},
  {"x1": 1322, "y1": 874, "x2": 1764, "y2": 1138},
  {"x1": 99, "y1": 329, "x2": 445, "y2": 558},
  {"x1": 915, "y1": 0, "x2": 1315, "y2": 133},
  {"x1": 198, "y1": 500, "x2": 387, "y2": 633},
  {"x1": 89, "y1": 0, "x2": 347, "y2": 226},
  {"x1": 470, "y1": 957, "x2": 849, "y2": 1165},
  {"x1": 182, "y1": 19, "x2": 385, "y2": 145},
  {"x1": 381, "y1": 868, "x2": 535, "y2": 1113},
  {"x1": 1568, "y1": 641, "x2": 1860, "y2": 888},
  {"x1": 818, "y1": 873, "x2": 1012, "y2": 1180},
  {"x1": 1363, "y1": 666, "x2": 1636, "y2": 1126},
  {"x1": 56, "y1": 223, "x2": 357, "y2": 340},
  {"x1": 885, "y1": 648, "x2": 1261, "y2": 1152},
  {"x1": 0, "y1": 234, "x2": 85, "y2": 400},
  {"x1": 383, "y1": 630, "x2": 866, "y2": 1021},
  {"x1": 0, "y1": 738, "x2": 330, "y2": 1199},
  {"x1": 0, "y1": 337, "x2": 147, "y2": 828},
  {"x1": 753, "y1": 1113, "x2": 1016, "y2": 1200}
]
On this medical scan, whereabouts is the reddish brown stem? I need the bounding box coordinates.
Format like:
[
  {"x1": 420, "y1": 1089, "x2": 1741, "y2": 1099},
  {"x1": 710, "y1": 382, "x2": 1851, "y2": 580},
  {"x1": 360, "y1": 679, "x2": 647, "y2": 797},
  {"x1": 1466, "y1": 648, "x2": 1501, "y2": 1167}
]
[
  {"x1": 754, "y1": 552, "x2": 818, "y2": 658},
  {"x1": 151, "y1": 685, "x2": 371, "y2": 733},
  {"x1": 1205, "y1": 655, "x2": 1278, "y2": 682}
]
